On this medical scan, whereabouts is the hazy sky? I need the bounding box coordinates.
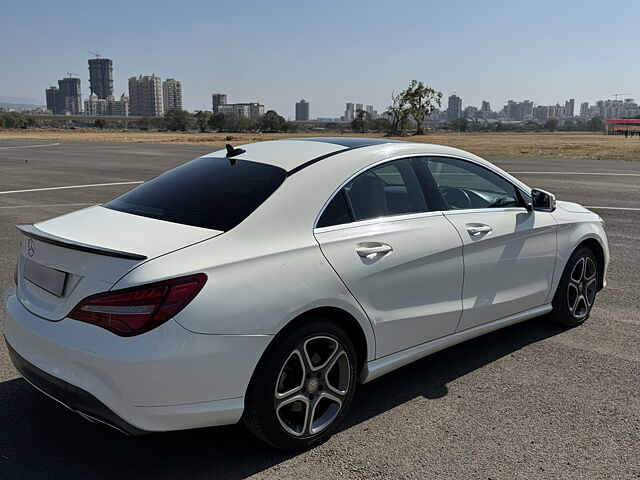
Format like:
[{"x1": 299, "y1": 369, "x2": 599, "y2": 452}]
[{"x1": 2, "y1": 0, "x2": 638, "y2": 118}]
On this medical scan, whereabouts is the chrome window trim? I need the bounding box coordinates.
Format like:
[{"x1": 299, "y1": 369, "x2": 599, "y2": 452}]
[
  {"x1": 312, "y1": 153, "x2": 532, "y2": 230},
  {"x1": 314, "y1": 211, "x2": 443, "y2": 234},
  {"x1": 443, "y1": 207, "x2": 528, "y2": 216}
]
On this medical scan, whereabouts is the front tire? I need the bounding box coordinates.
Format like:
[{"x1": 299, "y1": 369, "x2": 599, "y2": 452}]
[
  {"x1": 243, "y1": 317, "x2": 357, "y2": 450},
  {"x1": 551, "y1": 246, "x2": 599, "y2": 327}
]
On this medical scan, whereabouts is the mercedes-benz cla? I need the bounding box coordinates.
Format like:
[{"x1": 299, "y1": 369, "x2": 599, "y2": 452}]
[{"x1": 4, "y1": 138, "x2": 609, "y2": 449}]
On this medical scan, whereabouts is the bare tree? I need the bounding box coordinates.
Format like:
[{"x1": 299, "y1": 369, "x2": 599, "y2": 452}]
[{"x1": 385, "y1": 90, "x2": 411, "y2": 135}]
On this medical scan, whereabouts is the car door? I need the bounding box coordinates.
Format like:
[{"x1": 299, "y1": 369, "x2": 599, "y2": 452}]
[
  {"x1": 422, "y1": 156, "x2": 557, "y2": 331},
  {"x1": 313, "y1": 158, "x2": 464, "y2": 358}
]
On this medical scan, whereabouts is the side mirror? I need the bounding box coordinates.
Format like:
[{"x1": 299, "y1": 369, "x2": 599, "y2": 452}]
[{"x1": 531, "y1": 188, "x2": 556, "y2": 212}]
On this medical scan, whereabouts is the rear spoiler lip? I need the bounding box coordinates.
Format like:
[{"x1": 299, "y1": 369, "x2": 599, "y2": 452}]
[{"x1": 16, "y1": 224, "x2": 148, "y2": 261}]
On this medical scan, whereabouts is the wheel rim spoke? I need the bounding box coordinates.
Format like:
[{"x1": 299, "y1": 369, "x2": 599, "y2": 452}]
[
  {"x1": 275, "y1": 350, "x2": 306, "y2": 399},
  {"x1": 325, "y1": 350, "x2": 350, "y2": 396},
  {"x1": 307, "y1": 392, "x2": 342, "y2": 435},
  {"x1": 303, "y1": 336, "x2": 339, "y2": 371},
  {"x1": 570, "y1": 258, "x2": 584, "y2": 283},
  {"x1": 585, "y1": 278, "x2": 597, "y2": 306},
  {"x1": 275, "y1": 394, "x2": 310, "y2": 437}
]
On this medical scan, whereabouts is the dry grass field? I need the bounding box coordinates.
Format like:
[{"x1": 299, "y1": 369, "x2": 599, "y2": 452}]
[{"x1": 2, "y1": 129, "x2": 640, "y2": 161}]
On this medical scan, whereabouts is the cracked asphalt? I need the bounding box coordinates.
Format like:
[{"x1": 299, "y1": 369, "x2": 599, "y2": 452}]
[{"x1": 0, "y1": 139, "x2": 638, "y2": 479}]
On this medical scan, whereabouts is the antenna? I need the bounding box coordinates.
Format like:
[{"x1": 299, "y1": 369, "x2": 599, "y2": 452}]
[{"x1": 87, "y1": 50, "x2": 102, "y2": 58}]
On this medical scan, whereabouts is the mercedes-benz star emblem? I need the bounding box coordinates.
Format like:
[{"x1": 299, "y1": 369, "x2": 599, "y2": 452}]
[{"x1": 27, "y1": 238, "x2": 35, "y2": 257}]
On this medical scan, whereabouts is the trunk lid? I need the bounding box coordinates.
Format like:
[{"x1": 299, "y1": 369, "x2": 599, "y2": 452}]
[{"x1": 16, "y1": 205, "x2": 221, "y2": 321}]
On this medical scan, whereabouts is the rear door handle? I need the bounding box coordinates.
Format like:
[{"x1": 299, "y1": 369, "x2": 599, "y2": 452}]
[
  {"x1": 466, "y1": 224, "x2": 492, "y2": 236},
  {"x1": 356, "y1": 243, "x2": 393, "y2": 258}
]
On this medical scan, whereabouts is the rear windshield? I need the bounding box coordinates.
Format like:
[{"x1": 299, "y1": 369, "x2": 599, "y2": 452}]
[{"x1": 104, "y1": 157, "x2": 287, "y2": 231}]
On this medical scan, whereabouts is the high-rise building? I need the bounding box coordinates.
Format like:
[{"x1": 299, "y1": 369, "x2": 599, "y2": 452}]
[
  {"x1": 45, "y1": 86, "x2": 61, "y2": 114},
  {"x1": 212, "y1": 93, "x2": 228, "y2": 112},
  {"x1": 345, "y1": 103, "x2": 355, "y2": 122},
  {"x1": 481, "y1": 100, "x2": 491, "y2": 113},
  {"x1": 88, "y1": 58, "x2": 114, "y2": 99},
  {"x1": 295, "y1": 99, "x2": 310, "y2": 121},
  {"x1": 58, "y1": 77, "x2": 83, "y2": 114},
  {"x1": 128, "y1": 75, "x2": 163, "y2": 117},
  {"x1": 447, "y1": 95, "x2": 462, "y2": 120},
  {"x1": 565, "y1": 98, "x2": 575, "y2": 118},
  {"x1": 580, "y1": 102, "x2": 590, "y2": 118},
  {"x1": 355, "y1": 103, "x2": 363, "y2": 112},
  {"x1": 365, "y1": 105, "x2": 374, "y2": 116},
  {"x1": 162, "y1": 79, "x2": 182, "y2": 111}
]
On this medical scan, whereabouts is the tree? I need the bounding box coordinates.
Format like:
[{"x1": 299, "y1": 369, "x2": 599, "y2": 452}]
[
  {"x1": 385, "y1": 90, "x2": 411, "y2": 135},
  {"x1": 369, "y1": 117, "x2": 391, "y2": 132},
  {"x1": 194, "y1": 110, "x2": 211, "y2": 133},
  {"x1": 403, "y1": 80, "x2": 442, "y2": 135},
  {"x1": 164, "y1": 109, "x2": 192, "y2": 131},
  {"x1": 351, "y1": 109, "x2": 370, "y2": 133},
  {"x1": 285, "y1": 121, "x2": 299, "y2": 133},
  {"x1": 208, "y1": 112, "x2": 227, "y2": 131},
  {"x1": 450, "y1": 117, "x2": 469, "y2": 132},
  {"x1": 258, "y1": 110, "x2": 287, "y2": 132},
  {"x1": 544, "y1": 118, "x2": 560, "y2": 131},
  {"x1": 588, "y1": 116, "x2": 604, "y2": 132},
  {"x1": 0, "y1": 112, "x2": 29, "y2": 129}
]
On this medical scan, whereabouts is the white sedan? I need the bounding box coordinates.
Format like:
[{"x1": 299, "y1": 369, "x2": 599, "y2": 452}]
[{"x1": 4, "y1": 138, "x2": 609, "y2": 449}]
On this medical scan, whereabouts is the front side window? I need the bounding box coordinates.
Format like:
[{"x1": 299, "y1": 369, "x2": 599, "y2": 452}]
[
  {"x1": 423, "y1": 157, "x2": 520, "y2": 210},
  {"x1": 105, "y1": 157, "x2": 287, "y2": 231}
]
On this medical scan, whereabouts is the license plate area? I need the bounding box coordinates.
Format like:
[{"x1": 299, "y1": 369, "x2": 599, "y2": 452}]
[{"x1": 23, "y1": 259, "x2": 68, "y2": 297}]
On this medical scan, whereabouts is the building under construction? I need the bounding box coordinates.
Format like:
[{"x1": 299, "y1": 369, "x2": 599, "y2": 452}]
[{"x1": 88, "y1": 58, "x2": 114, "y2": 99}]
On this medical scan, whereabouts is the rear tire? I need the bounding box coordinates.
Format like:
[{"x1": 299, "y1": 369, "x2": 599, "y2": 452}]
[
  {"x1": 243, "y1": 317, "x2": 357, "y2": 450},
  {"x1": 550, "y1": 246, "x2": 599, "y2": 327}
]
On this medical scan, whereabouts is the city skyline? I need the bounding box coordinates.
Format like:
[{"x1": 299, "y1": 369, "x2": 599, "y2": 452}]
[{"x1": 2, "y1": 0, "x2": 639, "y2": 118}]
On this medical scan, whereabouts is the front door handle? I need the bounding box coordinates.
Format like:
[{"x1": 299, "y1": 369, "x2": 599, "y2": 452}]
[
  {"x1": 356, "y1": 243, "x2": 393, "y2": 258},
  {"x1": 466, "y1": 224, "x2": 492, "y2": 236}
]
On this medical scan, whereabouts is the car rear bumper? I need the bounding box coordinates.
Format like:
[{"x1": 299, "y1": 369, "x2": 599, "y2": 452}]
[
  {"x1": 3, "y1": 287, "x2": 273, "y2": 433},
  {"x1": 6, "y1": 340, "x2": 146, "y2": 435}
]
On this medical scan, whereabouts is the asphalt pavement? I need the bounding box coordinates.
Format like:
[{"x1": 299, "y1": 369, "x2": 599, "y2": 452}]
[{"x1": 0, "y1": 139, "x2": 638, "y2": 479}]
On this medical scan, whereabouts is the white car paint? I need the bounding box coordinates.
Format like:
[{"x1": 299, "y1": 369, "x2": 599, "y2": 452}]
[
  {"x1": 443, "y1": 207, "x2": 558, "y2": 330},
  {"x1": 3, "y1": 138, "x2": 609, "y2": 435}
]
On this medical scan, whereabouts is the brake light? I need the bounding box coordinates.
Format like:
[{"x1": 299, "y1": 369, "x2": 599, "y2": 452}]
[{"x1": 68, "y1": 273, "x2": 207, "y2": 337}]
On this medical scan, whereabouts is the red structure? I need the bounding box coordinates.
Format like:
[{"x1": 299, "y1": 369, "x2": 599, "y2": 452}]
[{"x1": 604, "y1": 119, "x2": 640, "y2": 134}]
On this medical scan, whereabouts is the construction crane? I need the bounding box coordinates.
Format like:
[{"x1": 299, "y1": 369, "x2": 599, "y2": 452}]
[
  {"x1": 66, "y1": 72, "x2": 78, "y2": 78},
  {"x1": 87, "y1": 50, "x2": 102, "y2": 58},
  {"x1": 612, "y1": 93, "x2": 631, "y2": 101}
]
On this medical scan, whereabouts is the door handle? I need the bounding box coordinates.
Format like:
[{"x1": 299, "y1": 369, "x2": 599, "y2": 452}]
[
  {"x1": 356, "y1": 243, "x2": 393, "y2": 258},
  {"x1": 466, "y1": 224, "x2": 492, "y2": 236}
]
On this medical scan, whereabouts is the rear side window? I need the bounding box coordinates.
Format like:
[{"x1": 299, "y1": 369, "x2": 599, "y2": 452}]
[
  {"x1": 344, "y1": 159, "x2": 428, "y2": 221},
  {"x1": 105, "y1": 157, "x2": 286, "y2": 231},
  {"x1": 317, "y1": 191, "x2": 353, "y2": 228}
]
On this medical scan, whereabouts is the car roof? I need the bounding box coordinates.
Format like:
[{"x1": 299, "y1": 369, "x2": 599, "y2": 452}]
[
  {"x1": 201, "y1": 137, "x2": 530, "y2": 192},
  {"x1": 202, "y1": 137, "x2": 404, "y2": 172}
]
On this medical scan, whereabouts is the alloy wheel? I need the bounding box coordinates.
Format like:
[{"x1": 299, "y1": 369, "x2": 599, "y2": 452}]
[
  {"x1": 274, "y1": 335, "x2": 350, "y2": 438},
  {"x1": 567, "y1": 256, "x2": 597, "y2": 320}
]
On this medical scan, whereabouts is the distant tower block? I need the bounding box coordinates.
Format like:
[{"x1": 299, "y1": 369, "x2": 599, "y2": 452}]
[
  {"x1": 295, "y1": 99, "x2": 310, "y2": 121},
  {"x1": 88, "y1": 58, "x2": 114, "y2": 99}
]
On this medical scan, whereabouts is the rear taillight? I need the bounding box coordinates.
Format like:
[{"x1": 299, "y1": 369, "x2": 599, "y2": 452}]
[{"x1": 68, "y1": 273, "x2": 207, "y2": 337}]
